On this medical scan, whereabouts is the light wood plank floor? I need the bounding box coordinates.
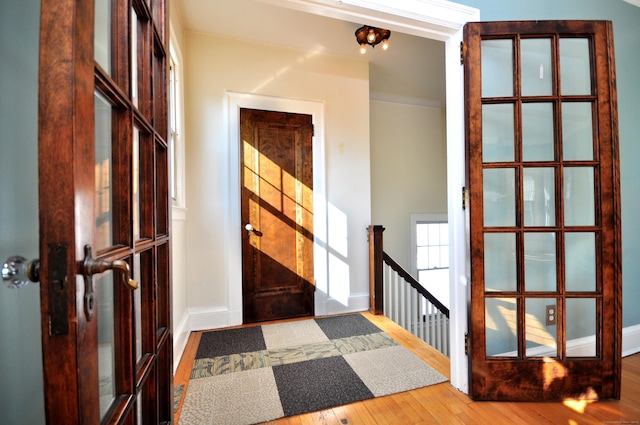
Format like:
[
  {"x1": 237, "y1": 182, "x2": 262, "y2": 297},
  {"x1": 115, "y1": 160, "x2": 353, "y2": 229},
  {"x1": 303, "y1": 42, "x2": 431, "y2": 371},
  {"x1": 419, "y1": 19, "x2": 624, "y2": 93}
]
[{"x1": 174, "y1": 312, "x2": 640, "y2": 424}]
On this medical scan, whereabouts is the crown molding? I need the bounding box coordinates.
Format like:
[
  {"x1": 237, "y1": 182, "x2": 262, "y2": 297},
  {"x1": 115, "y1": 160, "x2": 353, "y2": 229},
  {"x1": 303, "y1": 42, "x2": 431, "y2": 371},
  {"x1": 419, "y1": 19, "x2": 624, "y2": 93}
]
[{"x1": 258, "y1": 0, "x2": 480, "y2": 41}]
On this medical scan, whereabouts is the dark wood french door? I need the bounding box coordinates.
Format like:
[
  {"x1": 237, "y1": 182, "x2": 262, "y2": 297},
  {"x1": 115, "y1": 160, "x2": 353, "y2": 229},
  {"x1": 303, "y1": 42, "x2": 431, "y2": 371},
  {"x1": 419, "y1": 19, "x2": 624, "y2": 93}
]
[
  {"x1": 464, "y1": 20, "x2": 621, "y2": 400},
  {"x1": 38, "y1": 0, "x2": 172, "y2": 422},
  {"x1": 240, "y1": 108, "x2": 315, "y2": 323}
]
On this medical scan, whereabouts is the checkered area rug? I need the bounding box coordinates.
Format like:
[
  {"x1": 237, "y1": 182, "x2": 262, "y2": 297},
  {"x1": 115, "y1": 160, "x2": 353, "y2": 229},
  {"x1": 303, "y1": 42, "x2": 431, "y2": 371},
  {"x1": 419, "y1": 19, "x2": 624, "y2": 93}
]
[{"x1": 178, "y1": 314, "x2": 447, "y2": 425}]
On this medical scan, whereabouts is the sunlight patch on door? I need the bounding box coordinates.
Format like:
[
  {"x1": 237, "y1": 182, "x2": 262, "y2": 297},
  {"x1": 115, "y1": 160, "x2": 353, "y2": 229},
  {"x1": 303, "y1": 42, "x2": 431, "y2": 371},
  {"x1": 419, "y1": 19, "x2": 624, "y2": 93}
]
[
  {"x1": 244, "y1": 140, "x2": 314, "y2": 286},
  {"x1": 244, "y1": 141, "x2": 313, "y2": 233},
  {"x1": 542, "y1": 357, "x2": 567, "y2": 390},
  {"x1": 248, "y1": 198, "x2": 312, "y2": 284},
  {"x1": 242, "y1": 139, "x2": 354, "y2": 306}
]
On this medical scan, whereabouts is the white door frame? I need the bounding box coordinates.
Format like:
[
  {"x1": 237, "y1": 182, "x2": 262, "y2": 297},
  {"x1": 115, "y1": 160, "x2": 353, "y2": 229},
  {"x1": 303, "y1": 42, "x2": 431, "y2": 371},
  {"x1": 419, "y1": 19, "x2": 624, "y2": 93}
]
[
  {"x1": 263, "y1": 0, "x2": 480, "y2": 394},
  {"x1": 226, "y1": 92, "x2": 327, "y2": 323}
]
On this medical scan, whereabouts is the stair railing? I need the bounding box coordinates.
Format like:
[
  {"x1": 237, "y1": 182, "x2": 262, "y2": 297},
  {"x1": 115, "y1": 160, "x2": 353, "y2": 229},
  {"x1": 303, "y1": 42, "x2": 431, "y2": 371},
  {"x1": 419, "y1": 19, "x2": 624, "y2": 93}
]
[{"x1": 368, "y1": 225, "x2": 450, "y2": 356}]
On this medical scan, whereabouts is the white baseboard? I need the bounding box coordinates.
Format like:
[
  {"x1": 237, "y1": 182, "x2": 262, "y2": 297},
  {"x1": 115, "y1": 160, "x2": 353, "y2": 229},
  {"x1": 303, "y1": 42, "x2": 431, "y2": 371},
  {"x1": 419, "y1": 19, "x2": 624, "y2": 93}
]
[
  {"x1": 491, "y1": 324, "x2": 640, "y2": 358},
  {"x1": 173, "y1": 311, "x2": 190, "y2": 373},
  {"x1": 188, "y1": 305, "x2": 243, "y2": 331},
  {"x1": 315, "y1": 292, "x2": 370, "y2": 316},
  {"x1": 623, "y1": 324, "x2": 640, "y2": 357},
  {"x1": 172, "y1": 307, "x2": 242, "y2": 374}
]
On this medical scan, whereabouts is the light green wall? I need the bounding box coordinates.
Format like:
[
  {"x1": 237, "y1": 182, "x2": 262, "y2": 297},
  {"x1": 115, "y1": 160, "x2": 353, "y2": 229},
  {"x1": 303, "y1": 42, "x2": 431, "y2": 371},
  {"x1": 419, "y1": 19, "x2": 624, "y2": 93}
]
[
  {"x1": 370, "y1": 101, "x2": 447, "y2": 272},
  {"x1": 456, "y1": 0, "x2": 640, "y2": 327},
  {"x1": 0, "y1": 1, "x2": 45, "y2": 423}
]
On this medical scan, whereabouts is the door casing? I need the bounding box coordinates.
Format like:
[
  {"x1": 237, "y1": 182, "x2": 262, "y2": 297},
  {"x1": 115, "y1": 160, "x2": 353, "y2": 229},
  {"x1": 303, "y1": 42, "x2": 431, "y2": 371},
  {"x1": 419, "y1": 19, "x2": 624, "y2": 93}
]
[{"x1": 227, "y1": 93, "x2": 327, "y2": 323}]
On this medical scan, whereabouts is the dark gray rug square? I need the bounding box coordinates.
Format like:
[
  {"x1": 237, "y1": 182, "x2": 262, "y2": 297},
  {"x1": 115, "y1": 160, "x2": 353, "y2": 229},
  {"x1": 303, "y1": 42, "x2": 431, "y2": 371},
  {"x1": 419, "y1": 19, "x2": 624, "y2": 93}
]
[
  {"x1": 196, "y1": 325, "x2": 266, "y2": 358},
  {"x1": 273, "y1": 356, "x2": 374, "y2": 416},
  {"x1": 315, "y1": 313, "x2": 383, "y2": 339}
]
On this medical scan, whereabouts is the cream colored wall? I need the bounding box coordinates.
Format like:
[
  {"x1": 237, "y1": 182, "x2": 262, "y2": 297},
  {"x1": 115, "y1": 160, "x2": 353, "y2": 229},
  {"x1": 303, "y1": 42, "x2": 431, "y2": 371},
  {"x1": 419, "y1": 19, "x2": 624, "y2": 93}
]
[
  {"x1": 370, "y1": 100, "x2": 447, "y2": 272},
  {"x1": 183, "y1": 32, "x2": 372, "y2": 328}
]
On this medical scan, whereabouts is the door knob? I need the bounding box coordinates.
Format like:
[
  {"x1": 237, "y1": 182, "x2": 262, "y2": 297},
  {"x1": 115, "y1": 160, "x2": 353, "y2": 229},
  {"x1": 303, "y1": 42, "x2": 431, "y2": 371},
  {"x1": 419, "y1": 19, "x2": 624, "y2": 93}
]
[
  {"x1": 244, "y1": 223, "x2": 263, "y2": 237},
  {"x1": 80, "y1": 245, "x2": 138, "y2": 320},
  {"x1": 2, "y1": 256, "x2": 40, "y2": 289}
]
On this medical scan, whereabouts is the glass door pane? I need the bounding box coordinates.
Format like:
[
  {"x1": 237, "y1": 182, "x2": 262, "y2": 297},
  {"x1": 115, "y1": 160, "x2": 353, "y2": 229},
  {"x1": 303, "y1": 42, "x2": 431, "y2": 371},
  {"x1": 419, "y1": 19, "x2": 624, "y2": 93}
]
[
  {"x1": 524, "y1": 232, "x2": 556, "y2": 292},
  {"x1": 134, "y1": 254, "x2": 143, "y2": 362},
  {"x1": 484, "y1": 233, "x2": 517, "y2": 292},
  {"x1": 483, "y1": 103, "x2": 515, "y2": 162},
  {"x1": 522, "y1": 103, "x2": 554, "y2": 161},
  {"x1": 565, "y1": 232, "x2": 596, "y2": 292},
  {"x1": 560, "y1": 38, "x2": 592, "y2": 95},
  {"x1": 131, "y1": 6, "x2": 139, "y2": 107},
  {"x1": 95, "y1": 0, "x2": 111, "y2": 73},
  {"x1": 562, "y1": 102, "x2": 594, "y2": 160},
  {"x1": 523, "y1": 167, "x2": 555, "y2": 227},
  {"x1": 95, "y1": 92, "x2": 114, "y2": 250},
  {"x1": 483, "y1": 168, "x2": 515, "y2": 227},
  {"x1": 525, "y1": 298, "x2": 558, "y2": 357},
  {"x1": 482, "y1": 39, "x2": 513, "y2": 97},
  {"x1": 97, "y1": 272, "x2": 116, "y2": 418},
  {"x1": 521, "y1": 38, "x2": 553, "y2": 96},
  {"x1": 564, "y1": 167, "x2": 595, "y2": 226},
  {"x1": 486, "y1": 298, "x2": 518, "y2": 357},
  {"x1": 566, "y1": 298, "x2": 597, "y2": 357},
  {"x1": 133, "y1": 127, "x2": 141, "y2": 240}
]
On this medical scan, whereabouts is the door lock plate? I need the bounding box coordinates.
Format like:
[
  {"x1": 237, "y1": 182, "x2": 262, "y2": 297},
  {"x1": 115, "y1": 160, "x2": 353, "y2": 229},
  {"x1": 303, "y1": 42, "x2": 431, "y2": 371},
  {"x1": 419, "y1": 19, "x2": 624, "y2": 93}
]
[{"x1": 48, "y1": 243, "x2": 68, "y2": 335}]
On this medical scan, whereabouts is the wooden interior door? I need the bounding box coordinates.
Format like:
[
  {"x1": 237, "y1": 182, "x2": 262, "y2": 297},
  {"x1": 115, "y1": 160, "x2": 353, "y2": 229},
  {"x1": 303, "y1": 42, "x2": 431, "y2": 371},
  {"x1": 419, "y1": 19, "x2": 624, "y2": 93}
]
[
  {"x1": 240, "y1": 108, "x2": 315, "y2": 323},
  {"x1": 38, "y1": 0, "x2": 172, "y2": 422},
  {"x1": 464, "y1": 20, "x2": 621, "y2": 401}
]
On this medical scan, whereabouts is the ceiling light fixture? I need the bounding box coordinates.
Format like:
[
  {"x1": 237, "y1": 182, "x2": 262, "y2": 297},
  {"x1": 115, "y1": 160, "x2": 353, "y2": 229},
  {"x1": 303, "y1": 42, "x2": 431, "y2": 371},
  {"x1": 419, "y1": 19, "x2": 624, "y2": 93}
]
[{"x1": 355, "y1": 25, "x2": 390, "y2": 55}]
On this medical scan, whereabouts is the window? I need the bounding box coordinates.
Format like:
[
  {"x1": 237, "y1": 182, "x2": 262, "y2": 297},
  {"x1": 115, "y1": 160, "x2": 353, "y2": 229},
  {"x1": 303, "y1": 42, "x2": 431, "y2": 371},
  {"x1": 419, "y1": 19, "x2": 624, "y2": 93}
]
[
  {"x1": 411, "y1": 213, "x2": 449, "y2": 308},
  {"x1": 168, "y1": 40, "x2": 184, "y2": 207},
  {"x1": 169, "y1": 57, "x2": 177, "y2": 204}
]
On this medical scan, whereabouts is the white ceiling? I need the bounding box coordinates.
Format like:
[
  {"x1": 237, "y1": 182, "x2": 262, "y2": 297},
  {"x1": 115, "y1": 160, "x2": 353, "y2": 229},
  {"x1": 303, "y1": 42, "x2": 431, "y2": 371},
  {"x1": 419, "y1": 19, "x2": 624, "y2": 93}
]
[{"x1": 175, "y1": 0, "x2": 446, "y2": 106}]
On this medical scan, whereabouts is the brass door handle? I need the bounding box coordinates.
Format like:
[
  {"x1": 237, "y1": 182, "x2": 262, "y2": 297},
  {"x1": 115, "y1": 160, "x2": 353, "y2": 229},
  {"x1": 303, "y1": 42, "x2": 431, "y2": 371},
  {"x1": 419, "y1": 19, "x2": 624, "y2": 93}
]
[{"x1": 81, "y1": 245, "x2": 138, "y2": 320}]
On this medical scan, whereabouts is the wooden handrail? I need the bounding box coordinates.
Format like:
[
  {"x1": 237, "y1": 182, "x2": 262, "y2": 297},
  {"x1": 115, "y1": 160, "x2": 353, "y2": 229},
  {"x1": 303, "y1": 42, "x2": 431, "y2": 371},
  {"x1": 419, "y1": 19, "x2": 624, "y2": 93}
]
[
  {"x1": 368, "y1": 224, "x2": 449, "y2": 318},
  {"x1": 382, "y1": 252, "x2": 449, "y2": 317}
]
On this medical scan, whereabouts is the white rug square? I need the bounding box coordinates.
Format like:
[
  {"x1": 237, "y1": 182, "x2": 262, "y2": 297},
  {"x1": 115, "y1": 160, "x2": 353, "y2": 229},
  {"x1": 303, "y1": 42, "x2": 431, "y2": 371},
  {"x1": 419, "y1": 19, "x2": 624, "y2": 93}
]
[
  {"x1": 179, "y1": 367, "x2": 283, "y2": 425},
  {"x1": 261, "y1": 319, "x2": 329, "y2": 349},
  {"x1": 343, "y1": 345, "x2": 448, "y2": 397}
]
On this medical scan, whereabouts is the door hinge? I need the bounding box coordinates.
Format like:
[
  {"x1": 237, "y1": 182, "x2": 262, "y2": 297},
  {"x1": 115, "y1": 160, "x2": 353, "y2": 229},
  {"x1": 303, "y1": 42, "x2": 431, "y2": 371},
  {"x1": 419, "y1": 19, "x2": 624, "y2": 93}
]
[
  {"x1": 465, "y1": 332, "x2": 470, "y2": 355},
  {"x1": 312, "y1": 124, "x2": 315, "y2": 137},
  {"x1": 462, "y1": 186, "x2": 468, "y2": 210},
  {"x1": 460, "y1": 41, "x2": 465, "y2": 65}
]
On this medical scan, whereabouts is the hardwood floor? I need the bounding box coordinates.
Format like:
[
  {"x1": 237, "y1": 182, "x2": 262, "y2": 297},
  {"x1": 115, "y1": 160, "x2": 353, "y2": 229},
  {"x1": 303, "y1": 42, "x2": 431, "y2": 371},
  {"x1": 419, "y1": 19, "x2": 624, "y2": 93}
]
[{"x1": 174, "y1": 312, "x2": 640, "y2": 424}]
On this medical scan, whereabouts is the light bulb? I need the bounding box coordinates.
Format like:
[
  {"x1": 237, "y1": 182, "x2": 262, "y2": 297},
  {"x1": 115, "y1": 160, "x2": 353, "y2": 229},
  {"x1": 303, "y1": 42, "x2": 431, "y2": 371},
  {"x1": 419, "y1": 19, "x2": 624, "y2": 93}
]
[
  {"x1": 367, "y1": 29, "x2": 376, "y2": 43},
  {"x1": 360, "y1": 44, "x2": 367, "y2": 55},
  {"x1": 382, "y1": 39, "x2": 389, "y2": 51}
]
